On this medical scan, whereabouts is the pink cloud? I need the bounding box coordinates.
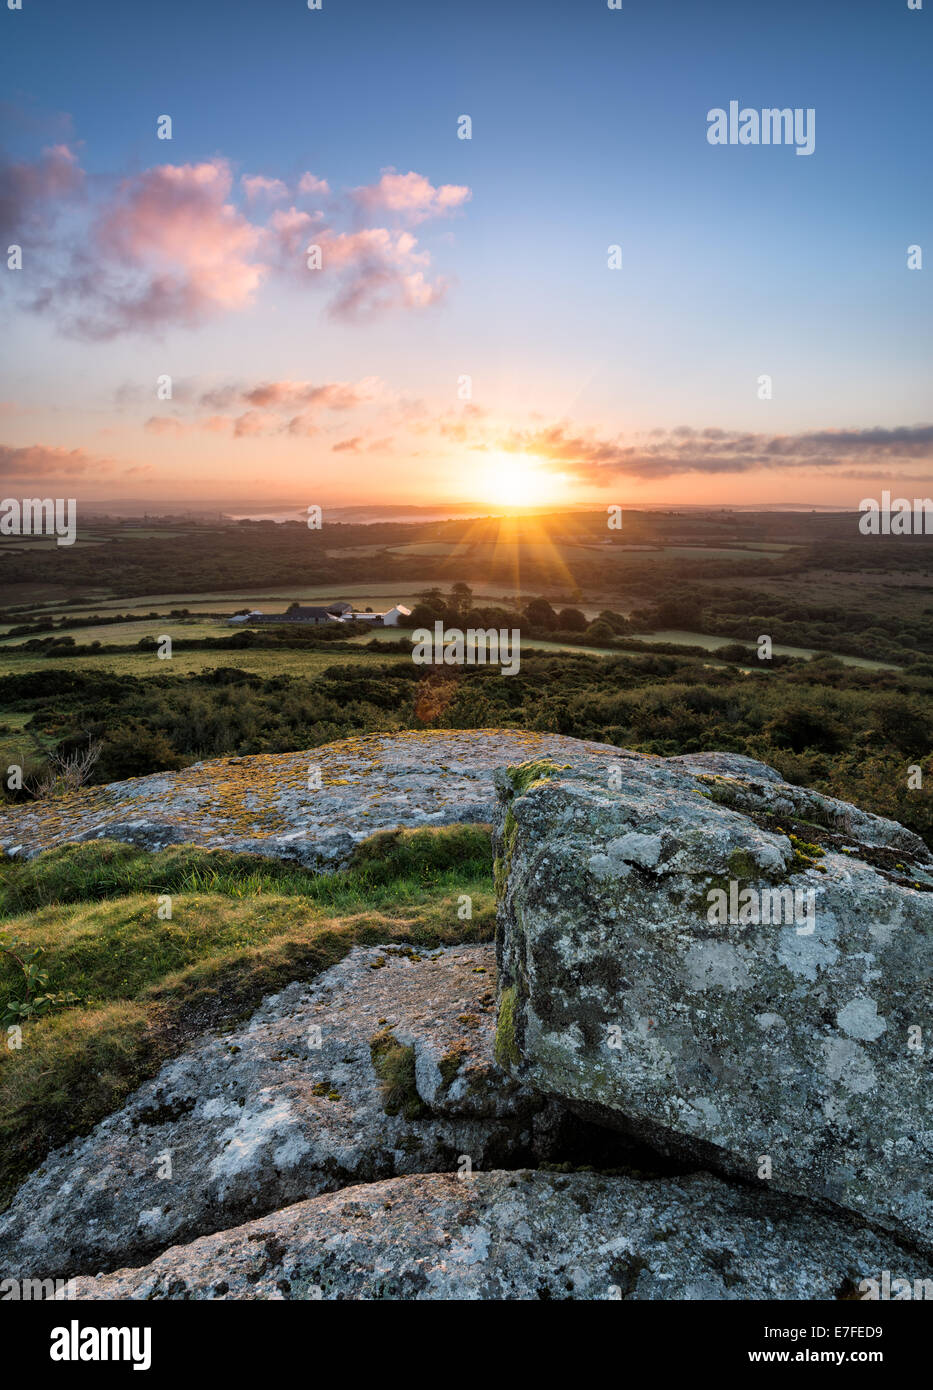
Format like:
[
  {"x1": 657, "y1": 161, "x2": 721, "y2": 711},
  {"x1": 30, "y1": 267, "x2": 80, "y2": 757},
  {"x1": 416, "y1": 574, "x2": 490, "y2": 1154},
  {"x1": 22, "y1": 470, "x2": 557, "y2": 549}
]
[
  {"x1": 95, "y1": 159, "x2": 265, "y2": 321},
  {"x1": 195, "y1": 377, "x2": 382, "y2": 418},
  {"x1": 264, "y1": 205, "x2": 318, "y2": 261},
  {"x1": 321, "y1": 228, "x2": 446, "y2": 318},
  {"x1": 0, "y1": 441, "x2": 112, "y2": 479},
  {"x1": 243, "y1": 378, "x2": 376, "y2": 410},
  {"x1": 298, "y1": 172, "x2": 330, "y2": 197},
  {"x1": 3, "y1": 135, "x2": 470, "y2": 335},
  {"x1": 241, "y1": 174, "x2": 289, "y2": 203},
  {"x1": 233, "y1": 409, "x2": 281, "y2": 437},
  {"x1": 147, "y1": 376, "x2": 388, "y2": 437},
  {"x1": 286, "y1": 414, "x2": 317, "y2": 437},
  {"x1": 143, "y1": 416, "x2": 186, "y2": 435},
  {"x1": 352, "y1": 168, "x2": 470, "y2": 223}
]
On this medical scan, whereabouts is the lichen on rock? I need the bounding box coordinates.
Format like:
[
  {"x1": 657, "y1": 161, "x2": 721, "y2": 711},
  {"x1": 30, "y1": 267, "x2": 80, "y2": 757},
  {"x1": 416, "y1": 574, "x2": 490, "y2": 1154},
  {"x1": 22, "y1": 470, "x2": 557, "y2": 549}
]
[{"x1": 493, "y1": 752, "x2": 933, "y2": 1254}]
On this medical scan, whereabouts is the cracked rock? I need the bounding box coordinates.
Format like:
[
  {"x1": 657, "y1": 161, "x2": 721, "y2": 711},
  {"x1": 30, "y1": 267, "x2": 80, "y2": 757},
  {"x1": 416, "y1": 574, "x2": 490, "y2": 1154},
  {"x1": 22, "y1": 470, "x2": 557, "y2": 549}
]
[{"x1": 68, "y1": 1168, "x2": 926, "y2": 1301}]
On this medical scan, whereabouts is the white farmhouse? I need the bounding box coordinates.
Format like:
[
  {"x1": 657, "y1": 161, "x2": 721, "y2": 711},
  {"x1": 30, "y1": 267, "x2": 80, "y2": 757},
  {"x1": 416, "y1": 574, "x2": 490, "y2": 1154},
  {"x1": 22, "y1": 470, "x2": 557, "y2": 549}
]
[{"x1": 348, "y1": 604, "x2": 412, "y2": 626}]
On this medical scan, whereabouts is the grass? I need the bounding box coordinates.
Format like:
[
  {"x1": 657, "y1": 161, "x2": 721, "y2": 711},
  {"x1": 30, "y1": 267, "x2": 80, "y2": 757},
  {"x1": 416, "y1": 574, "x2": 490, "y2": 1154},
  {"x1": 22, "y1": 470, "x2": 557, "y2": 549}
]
[
  {"x1": 0, "y1": 825, "x2": 494, "y2": 918},
  {"x1": 0, "y1": 712, "x2": 32, "y2": 772},
  {"x1": 369, "y1": 1028, "x2": 426, "y2": 1119},
  {"x1": 2, "y1": 581, "x2": 531, "y2": 623},
  {"x1": 0, "y1": 619, "x2": 229, "y2": 648},
  {"x1": 0, "y1": 825, "x2": 495, "y2": 1207},
  {"x1": 0, "y1": 645, "x2": 413, "y2": 682},
  {"x1": 624, "y1": 630, "x2": 900, "y2": 671}
]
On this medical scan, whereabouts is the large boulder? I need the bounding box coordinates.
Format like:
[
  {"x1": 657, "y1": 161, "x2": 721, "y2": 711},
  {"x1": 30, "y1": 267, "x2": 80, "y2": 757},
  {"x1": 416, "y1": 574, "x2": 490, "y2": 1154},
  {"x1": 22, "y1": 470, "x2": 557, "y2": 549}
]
[
  {"x1": 0, "y1": 730, "x2": 618, "y2": 868},
  {"x1": 493, "y1": 753, "x2": 933, "y2": 1252},
  {"x1": 69, "y1": 1168, "x2": 926, "y2": 1301},
  {"x1": 0, "y1": 944, "x2": 595, "y2": 1282}
]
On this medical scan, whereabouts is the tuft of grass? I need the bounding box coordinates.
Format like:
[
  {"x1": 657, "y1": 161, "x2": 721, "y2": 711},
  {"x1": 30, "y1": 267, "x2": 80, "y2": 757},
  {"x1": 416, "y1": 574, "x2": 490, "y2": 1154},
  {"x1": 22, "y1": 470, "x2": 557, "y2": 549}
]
[
  {"x1": 506, "y1": 759, "x2": 568, "y2": 797},
  {"x1": 343, "y1": 822, "x2": 492, "y2": 886},
  {"x1": 369, "y1": 1029, "x2": 425, "y2": 1120}
]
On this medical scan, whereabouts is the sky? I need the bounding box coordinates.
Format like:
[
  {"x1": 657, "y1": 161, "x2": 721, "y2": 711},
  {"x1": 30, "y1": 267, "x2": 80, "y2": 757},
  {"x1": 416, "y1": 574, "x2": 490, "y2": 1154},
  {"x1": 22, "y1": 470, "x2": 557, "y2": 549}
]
[{"x1": 0, "y1": 0, "x2": 931, "y2": 512}]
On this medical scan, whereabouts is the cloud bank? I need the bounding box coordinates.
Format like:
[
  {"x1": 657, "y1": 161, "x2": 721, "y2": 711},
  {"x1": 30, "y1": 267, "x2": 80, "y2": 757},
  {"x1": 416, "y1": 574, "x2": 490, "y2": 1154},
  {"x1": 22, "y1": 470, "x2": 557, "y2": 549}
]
[{"x1": 491, "y1": 422, "x2": 933, "y2": 483}]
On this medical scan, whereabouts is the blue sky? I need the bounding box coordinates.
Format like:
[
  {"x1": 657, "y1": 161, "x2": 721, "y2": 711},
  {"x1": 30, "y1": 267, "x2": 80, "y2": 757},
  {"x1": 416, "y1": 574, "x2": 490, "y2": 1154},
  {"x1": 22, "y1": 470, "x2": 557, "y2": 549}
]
[{"x1": 1, "y1": 0, "x2": 930, "y2": 507}]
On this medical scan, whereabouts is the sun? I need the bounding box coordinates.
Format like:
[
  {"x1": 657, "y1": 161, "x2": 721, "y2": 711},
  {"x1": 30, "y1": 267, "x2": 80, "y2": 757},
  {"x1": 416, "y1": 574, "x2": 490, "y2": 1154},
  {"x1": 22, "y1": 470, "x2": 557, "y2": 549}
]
[{"x1": 479, "y1": 452, "x2": 565, "y2": 508}]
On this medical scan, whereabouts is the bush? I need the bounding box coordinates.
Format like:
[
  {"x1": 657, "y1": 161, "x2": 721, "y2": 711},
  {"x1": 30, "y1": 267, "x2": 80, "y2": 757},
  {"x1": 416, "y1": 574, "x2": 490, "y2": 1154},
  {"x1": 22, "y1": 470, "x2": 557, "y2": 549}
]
[{"x1": 95, "y1": 725, "x2": 186, "y2": 782}]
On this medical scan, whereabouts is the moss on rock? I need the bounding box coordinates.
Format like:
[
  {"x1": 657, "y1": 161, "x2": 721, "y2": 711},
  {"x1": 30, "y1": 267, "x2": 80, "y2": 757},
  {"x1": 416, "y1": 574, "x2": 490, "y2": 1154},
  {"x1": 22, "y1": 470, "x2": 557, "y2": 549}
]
[
  {"x1": 506, "y1": 760, "x2": 569, "y2": 797},
  {"x1": 438, "y1": 1045, "x2": 468, "y2": 1088},
  {"x1": 494, "y1": 986, "x2": 521, "y2": 1070}
]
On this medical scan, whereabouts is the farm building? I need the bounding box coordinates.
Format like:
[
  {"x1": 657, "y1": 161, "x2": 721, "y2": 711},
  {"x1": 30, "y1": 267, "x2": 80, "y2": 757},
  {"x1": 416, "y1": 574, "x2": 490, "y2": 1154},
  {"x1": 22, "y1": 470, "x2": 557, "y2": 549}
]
[
  {"x1": 349, "y1": 604, "x2": 412, "y2": 626},
  {"x1": 228, "y1": 601, "x2": 411, "y2": 627}
]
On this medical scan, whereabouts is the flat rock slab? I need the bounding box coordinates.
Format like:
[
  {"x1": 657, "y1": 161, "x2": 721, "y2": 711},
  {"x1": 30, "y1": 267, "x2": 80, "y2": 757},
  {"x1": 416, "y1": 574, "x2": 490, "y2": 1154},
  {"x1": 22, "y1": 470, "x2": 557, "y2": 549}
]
[
  {"x1": 494, "y1": 758, "x2": 933, "y2": 1253},
  {"x1": 0, "y1": 730, "x2": 623, "y2": 868},
  {"x1": 69, "y1": 1168, "x2": 926, "y2": 1301},
  {"x1": 0, "y1": 944, "x2": 569, "y2": 1282}
]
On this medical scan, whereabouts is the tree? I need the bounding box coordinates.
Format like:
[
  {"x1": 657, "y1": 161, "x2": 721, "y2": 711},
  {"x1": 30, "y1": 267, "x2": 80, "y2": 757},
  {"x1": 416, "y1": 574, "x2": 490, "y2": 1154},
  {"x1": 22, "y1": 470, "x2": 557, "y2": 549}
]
[
  {"x1": 524, "y1": 597, "x2": 558, "y2": 631},
  {"x1": 655, "y1": 596, "x2": 703, "y2": 630},
  {"x1": 450, "y1": 583, "x2": 473, "y2": 615},
  {"x1": 408, "y1": 603, "x2": 441, "y2": 629},
  {"x1": 557, "y1": 607, "x2": 587, "y2": 632},
  {"x1": 585, "y1": 619, "x2": 615, "y2": 644}
]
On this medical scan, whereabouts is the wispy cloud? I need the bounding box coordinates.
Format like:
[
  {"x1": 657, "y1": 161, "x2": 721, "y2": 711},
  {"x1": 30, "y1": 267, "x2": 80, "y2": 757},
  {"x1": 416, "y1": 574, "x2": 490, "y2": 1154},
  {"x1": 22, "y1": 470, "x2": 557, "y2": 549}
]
[
  {"x1": 0, "y1": 142, "x2": 83, "y2": 244},
  {"x1": 297, "y1": 172, "x2": 330, "y2": 197},
  {"x1": 0, "y1": 441, "x2": 115, "y2": 479},
  {"x1": 142, "y1": 375, "x2": 386, "y2": 438},
  {"x1": 489, "y1": 422, "x2": 933, "y2": 482},
  {"x1": 240, "y1": 173, "x2": 289, "y2": 203}
]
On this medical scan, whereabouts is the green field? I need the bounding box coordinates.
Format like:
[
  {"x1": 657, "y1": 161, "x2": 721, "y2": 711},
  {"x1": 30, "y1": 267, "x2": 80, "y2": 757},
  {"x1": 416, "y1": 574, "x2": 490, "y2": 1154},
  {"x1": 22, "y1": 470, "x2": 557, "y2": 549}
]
[
  {"x1": 0, "y1": 646, "x2": 413, "y2": 682},
  {"x1": 378, "y1": 540, "x2": 793, "y2": 565},
  {"x1": 5, "y1": 582, "x2": 536, "y2": 623},
  {"x1": 624, "y1": 630, "x2": 901, "y2": 671},
  {"x1": 0, "y1": 619, "x2": 227, "y2": 648},
  {"x1": 347, "y1": 629, "x2": 619, "y2": 658},
  {"x1": 348, "y1": 627, "x2": 901, "y2": 671},
  {"x1": 0, "y1": 615, "x2": 901, "y2": 676}
]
